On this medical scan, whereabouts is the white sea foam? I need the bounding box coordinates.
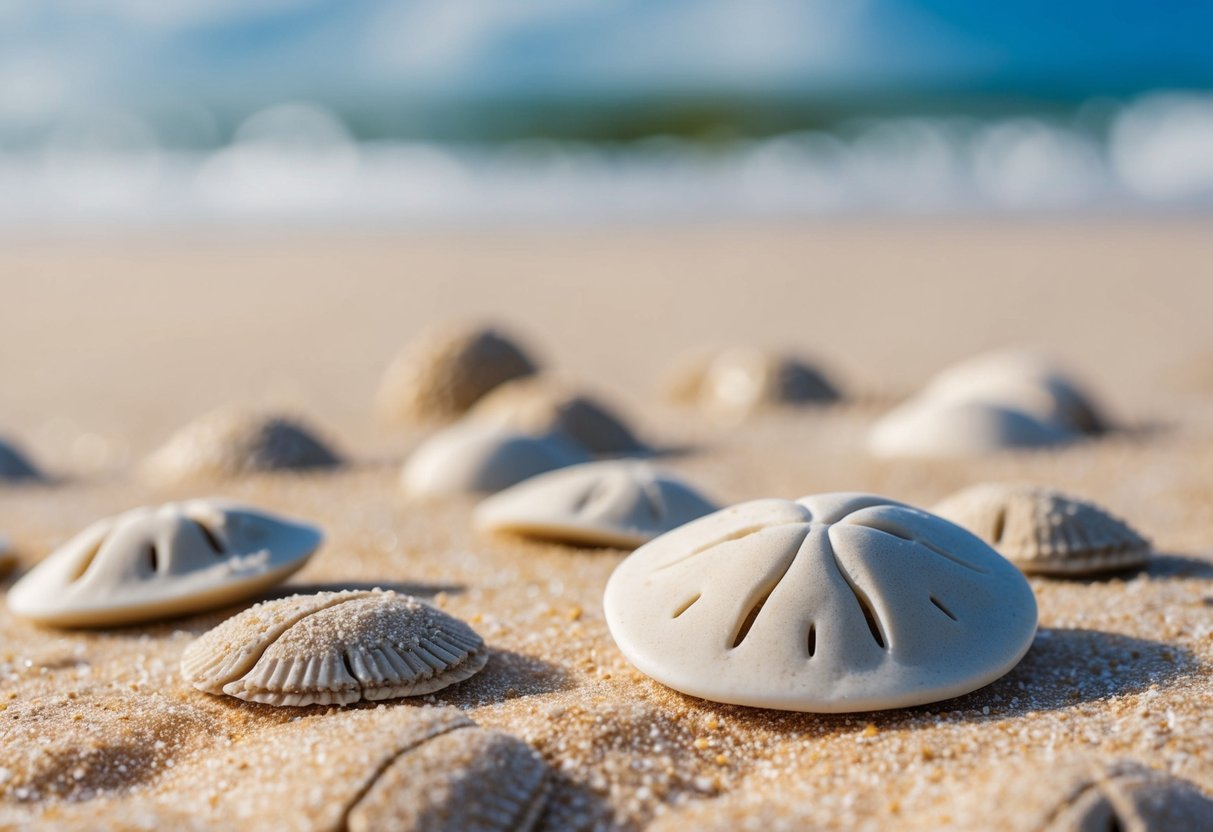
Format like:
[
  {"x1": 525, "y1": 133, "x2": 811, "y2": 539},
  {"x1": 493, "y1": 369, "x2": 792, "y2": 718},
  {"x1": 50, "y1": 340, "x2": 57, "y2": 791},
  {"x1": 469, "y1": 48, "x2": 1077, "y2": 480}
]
[{"x1": 1, "y1": 94, "x2": 1210, "y2": 229}]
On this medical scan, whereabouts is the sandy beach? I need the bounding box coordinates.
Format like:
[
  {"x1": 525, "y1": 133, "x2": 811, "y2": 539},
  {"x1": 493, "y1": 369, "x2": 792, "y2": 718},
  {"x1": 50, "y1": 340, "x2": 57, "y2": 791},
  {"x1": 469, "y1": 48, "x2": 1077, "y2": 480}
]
[{"x1": 2, "y1": 218, "x2": 1213, "y2": 830}]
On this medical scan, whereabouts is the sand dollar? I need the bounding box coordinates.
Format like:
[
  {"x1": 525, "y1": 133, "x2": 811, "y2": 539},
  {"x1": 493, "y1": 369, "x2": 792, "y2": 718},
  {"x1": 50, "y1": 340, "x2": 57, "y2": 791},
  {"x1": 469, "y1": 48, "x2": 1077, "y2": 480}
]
[
  {"x1": 401, "y1": 423, "x2": 590, "y2": 497},
  {"x1": 923, "y1": 349, "x2": 1106, "y2": 434},
  {"x1": 7, "y1": 500, "x2": 322, "y2": 628},
  {"x1": 143, "y1": 406, "x2": 342, "y2": 483},
  {"x1": 0, "y1": 436, "x2": 42, "y2": 483},
  {"x1": 376, "y1": 322, "x2": 538, "y2": 425},
  {"x1": 868, "y1": 398, "x2": 1077, "y2": 458},
  {"x1": 475, "y1": 460, "x2": 717, "y2": 548},
  {"x1": 181, "y1": 589, "x2": 488, "y2": 706},
  {"x1": 932, "y1": 483, "x2": 1150, "y2": 576},
  {"x1": 468, "y1": 376, "x2": 646, "y2": 455},
  {"x1": 665, "y1": 347, "x2": 840, "y2": 418},
  {"x1": 604, "y1": 493, "x2": 1037, "y2": 712}
]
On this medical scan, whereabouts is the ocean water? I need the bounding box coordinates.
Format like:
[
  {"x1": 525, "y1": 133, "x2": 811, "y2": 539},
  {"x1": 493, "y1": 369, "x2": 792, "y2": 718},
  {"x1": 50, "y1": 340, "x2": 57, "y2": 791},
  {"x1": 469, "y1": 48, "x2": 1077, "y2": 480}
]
[{"x1": 1, "y1": 93, "x2": 1210, "y2": 229}]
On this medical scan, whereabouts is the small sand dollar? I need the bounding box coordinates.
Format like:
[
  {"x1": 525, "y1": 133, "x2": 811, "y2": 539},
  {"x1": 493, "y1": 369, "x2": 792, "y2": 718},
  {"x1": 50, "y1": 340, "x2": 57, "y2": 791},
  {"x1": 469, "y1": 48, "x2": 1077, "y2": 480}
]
[
  {"x1": 924, "y1": 349, "x2": 1106, "y2": 434},
  {"x1": 468, "y1": 376, "x2": 646, "y2": 455},
  {"x1": 143, "y1": 406, "x2": 342, "y2": 483},
  {"x1": 868, "y1": 398, "x2": 1077, "y2": 458},
  {"x1": 7, "y1": 500, "x2": 322, "y2": 627},
  {"x1": 933, "y1": 483, "x2": 1151, "y2": 576},
  {"x1": 0, "y1": 437, "x2": 42, "y2": 483},
  {"x1": 475, "y1": 460, "x2": 717, "y2": 548},
  {"x1": 376, "y1": 322, "x2": 538, "y2": 425},
  {"x1": 665, "y1": 347, "x2": 840, "y2": 418},
  {"x1": 181, "y1": 589, "x2": 488, "y2": 706},
  {"x1": 401, "y1": 423, "x2": 590, "y2": 497},
  {"x1": 604, "y1": 493, "x2": 1037, "y2": 712}
]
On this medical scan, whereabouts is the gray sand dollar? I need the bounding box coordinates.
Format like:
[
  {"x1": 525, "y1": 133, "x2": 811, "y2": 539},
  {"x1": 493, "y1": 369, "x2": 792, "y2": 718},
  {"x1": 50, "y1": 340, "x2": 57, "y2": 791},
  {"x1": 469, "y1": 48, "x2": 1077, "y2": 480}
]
[
  {"x1": 604, "y1": 493, "x2": 1037, "y2": 712},
  {"x1": 7, "y1": 500, "x2": 322, "y2": 627}
]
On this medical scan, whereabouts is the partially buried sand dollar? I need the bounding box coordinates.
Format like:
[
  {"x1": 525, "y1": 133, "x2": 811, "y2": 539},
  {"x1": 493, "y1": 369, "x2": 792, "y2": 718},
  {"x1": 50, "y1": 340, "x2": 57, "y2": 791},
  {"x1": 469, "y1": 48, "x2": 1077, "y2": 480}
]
[
  {"x1": 932, "y1": 483, "x2": 1151, "y2": 576},
  {"x1": 475, "y1": 460, "x2": 717, "y2": 548},
  {"x1": 604, "y1": 493, "x2": 1037, "y2": 712},
  {"x1": 377, "y1": 322, "x2": 538, "y2": 425},
  {"x1": 868, "y1": 398, "x2": 1078, "y2": 458},
  {"x1": 922, "y1": 349, "x2": 1107, "y2": 434},
  {"x1": 665, "y1": 347, "x2": 840, "y2": 418},
  {"x1": 401, "y1": 423, "x2": 590, "y2": 497},
  {"x1": 181, "y1": 589, "x2": 488, "y2": 706},
  {"x1": 468, "y1": 375, "x2": 646, "y2": 455},
  {"x1": 143, "y1": 406, "x2": 342, "y2": 483},
  {"x1": 6, "y1": 500, "x2": 322, "y2": 627}
]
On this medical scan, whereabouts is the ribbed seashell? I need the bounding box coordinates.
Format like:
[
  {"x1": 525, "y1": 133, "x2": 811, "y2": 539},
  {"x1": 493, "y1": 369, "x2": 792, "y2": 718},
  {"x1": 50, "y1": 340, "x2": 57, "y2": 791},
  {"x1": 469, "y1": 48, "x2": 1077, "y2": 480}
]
[
  {"x1": 6, "y1": 500, "x2": 322, "y2": 627},
  {"x1": 604, "y1": 493, "x2": 1037, "y2": 712},
  {"x1": 376, "y1": 322, "x2": 538, "y2": 425},
  {"x1": 29, "y1": 707, "x2": 550, "y2": 832},
  {"x1": 475, "y1": 460, "x2": 717, "y2": 548},
  {"x1": 932, "y1": 483, "x2": 1150, "y2": 576},
  {"x1": 868, "y1": 398, "x2": 1078, "y2": 458},
  {"x1": 664, "y1": 347, "x2": 840, "y2": 418},
  {"x1": 401, "y1": 423, "x2": 590, "y2": 497},
  {"x1": 468, "y1": 376, "x2": 646, "y2": 455},
  {"x1": 922, "y1": 349, "x2": 1106, "y2": 434},
  {"x1": 0, "y1": 436, "x2": 42, "y2": 483},
  {"x1": 143, "y1": 406, "x2": 341, "y2": 483},
  {"x1": 181, "y1": 589, "x2": 488, "y2": 706}
]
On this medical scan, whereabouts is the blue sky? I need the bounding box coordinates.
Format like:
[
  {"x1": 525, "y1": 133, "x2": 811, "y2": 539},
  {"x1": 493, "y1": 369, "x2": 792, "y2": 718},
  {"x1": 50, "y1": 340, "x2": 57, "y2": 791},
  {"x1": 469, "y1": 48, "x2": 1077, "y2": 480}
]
[{"x1": 1, "y1": 0, "x2": 1210, "y2": 138}]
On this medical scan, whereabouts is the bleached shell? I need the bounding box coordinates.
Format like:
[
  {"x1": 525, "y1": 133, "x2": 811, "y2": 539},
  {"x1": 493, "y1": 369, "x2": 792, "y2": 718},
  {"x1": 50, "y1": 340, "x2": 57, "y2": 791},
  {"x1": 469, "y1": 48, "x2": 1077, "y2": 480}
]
[
  {"x1": 604, "y1": 492, "x2": 1038, "y2": 712},
  {"x1": 932, "y1": 483, "x2": 1150, "y2": 575},
  {"x1": 922, "y1": 349, "x2": 1106, "y2": 434},
  {"x1": 0, "y1": 437, "x2": 42, "y2": 483},
  {"x1": 143, "y1": 406, "x2": 341, "y2": 483},
  {"x1": 6, "y1": 500, "x2": 322, "y2": 628},
  {"x1": 348, "y1": 726, "x2": 550, "y2": 832},
  {"x1": 468, "y1": 376, "x2": 646, "y2": 455},
  {"x1": 401, "y1": 423, "x2": 590, "y2": 497},
  {"x1": 376, "y1": 322, "x2": 538, "y2": 425},
  {"x1": 181, "y1": 589, "x2": 488, "y2": 706},
  {"x1": 665, "y1": 347, "x2": 840, "y2": 417},
  {"x1": 475, "y1": 460, "x2": 718, "y2": 548},
  {"x1": 868, "y1": 398, "x2": 1078, "y2": 458}
]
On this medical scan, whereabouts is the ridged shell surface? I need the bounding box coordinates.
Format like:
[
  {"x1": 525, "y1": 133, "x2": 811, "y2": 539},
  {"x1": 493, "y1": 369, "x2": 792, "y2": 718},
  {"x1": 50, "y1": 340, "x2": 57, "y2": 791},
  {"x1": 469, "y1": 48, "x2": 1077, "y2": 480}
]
[
  {"x1": 932, "y1": 483, "x2": 1150, "y2": 575},
  {"x1": 181, "y1": 589, "x2": 488, "y2": 706},
  {"x1": 604, "y1": 493, "x2": 1037, "y2": 712}
]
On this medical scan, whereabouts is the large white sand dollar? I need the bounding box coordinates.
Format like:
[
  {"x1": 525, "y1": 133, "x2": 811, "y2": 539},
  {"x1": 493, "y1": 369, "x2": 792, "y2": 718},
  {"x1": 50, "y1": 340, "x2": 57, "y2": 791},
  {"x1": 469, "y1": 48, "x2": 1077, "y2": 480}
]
[
  {"x1": 6, "y1": 500, "x2": 322, "y2": 627},
  {"x1": 603, "y1": 493, "x2": 1037, "y2": 712},
  {"x1": 401, "y1": 424, "x2": 590, "y2": 497},
  {"x1": 474, "y1": 460, "x2": 717, "y2": 548}
]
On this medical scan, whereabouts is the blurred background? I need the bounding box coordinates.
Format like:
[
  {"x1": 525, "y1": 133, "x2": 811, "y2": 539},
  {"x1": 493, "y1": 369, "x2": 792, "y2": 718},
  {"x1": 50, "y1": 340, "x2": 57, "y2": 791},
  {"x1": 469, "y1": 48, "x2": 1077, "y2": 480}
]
[{"x1": 2, "y1": 0, "x2": 1211, "y2": 228}]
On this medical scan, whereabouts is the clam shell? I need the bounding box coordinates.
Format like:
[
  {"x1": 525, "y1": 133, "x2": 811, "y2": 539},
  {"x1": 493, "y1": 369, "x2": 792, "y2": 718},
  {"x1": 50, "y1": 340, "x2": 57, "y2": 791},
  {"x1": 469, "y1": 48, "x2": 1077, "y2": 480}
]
[
  {"x1": 604, "y1": 492, "x2": 1037, "y2": 712},
  {"x1": 143, "y1": 406, "x2": 341, "y2": 483},
  {"x1": 181, "y1": 589, "x2": 488, "y2": 706},
  {"x1": 0, "y1": 436, "x2": 42, "y2": 483},
  {"x1": 401, "y1": 423, "x2": 590, "y2": 497},
  {"x1": 6, "y1": 500, "x2": 322, "y2": 627},
  {"x1": 468, "y1": 376, "x2": 645, "y2": 455},
  {"x1": 665, "y1": 347, "x2": 840, "y2": 417},
  {"x1": 932, "y1": 483, "x2": 1150, "y2": 575},
  {"x1": 868, "y1": 398, "x2": 1077, "y2": 458},
  {"x1": 923, "y1": 349, "x2": 1106, "y2": 434},
  {"x1": 376, "y1": 322, "x2": 538, "y2": 425},
  {"x1": 475, "y1": 460, "x2": 717, "y2": 548}
]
